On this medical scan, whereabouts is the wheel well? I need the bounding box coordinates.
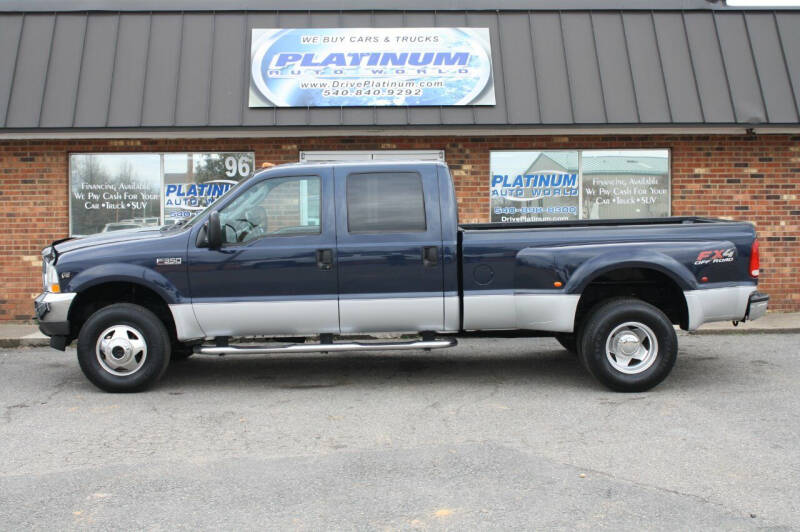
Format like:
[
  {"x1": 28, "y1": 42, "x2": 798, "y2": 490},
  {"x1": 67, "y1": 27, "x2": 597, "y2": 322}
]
[
  {"x1": 68, "y1": 282, "x2": 177, "y2": 341},
  {"x1": 575, "y1": 268, "x2": 688, "y2": 330}
]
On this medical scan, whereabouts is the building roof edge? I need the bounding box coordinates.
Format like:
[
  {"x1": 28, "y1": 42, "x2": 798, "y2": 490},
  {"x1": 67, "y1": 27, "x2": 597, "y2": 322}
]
[{"x1": 1, "y1": 0, "x2": 798, "y2": 13}]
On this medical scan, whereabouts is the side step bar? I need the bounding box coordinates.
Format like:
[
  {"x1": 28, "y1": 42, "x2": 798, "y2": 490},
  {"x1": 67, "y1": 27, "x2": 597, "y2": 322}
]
[{"x1": 195, "y1": 338, "x2": 457, "y2": 356}]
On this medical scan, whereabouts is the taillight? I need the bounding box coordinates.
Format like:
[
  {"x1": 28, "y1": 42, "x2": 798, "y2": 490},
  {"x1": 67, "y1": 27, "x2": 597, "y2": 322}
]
[{"x1": 749, "y1": 239, "x2": 759, "y2": 278}]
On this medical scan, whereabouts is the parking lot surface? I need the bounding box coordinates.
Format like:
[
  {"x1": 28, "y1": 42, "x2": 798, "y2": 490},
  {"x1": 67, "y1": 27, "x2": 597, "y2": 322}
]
[{"x1": 1, "y1": 334, "x2": 798, "y2": 530}]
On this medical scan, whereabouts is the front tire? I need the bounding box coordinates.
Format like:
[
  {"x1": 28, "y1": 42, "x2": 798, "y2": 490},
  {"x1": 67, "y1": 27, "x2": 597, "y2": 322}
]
[
  {"x1": 578, "y1": 298, "x2": 677, "y2": 392},
  {"x1": 77, "y1": 303, "x2": 171, "y2": 392}
]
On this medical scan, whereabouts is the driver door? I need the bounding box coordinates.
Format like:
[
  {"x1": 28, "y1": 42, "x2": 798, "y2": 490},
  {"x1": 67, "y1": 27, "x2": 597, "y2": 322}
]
[{"x1": 187, "y1": 167, "x2": 339, "y2": 337}]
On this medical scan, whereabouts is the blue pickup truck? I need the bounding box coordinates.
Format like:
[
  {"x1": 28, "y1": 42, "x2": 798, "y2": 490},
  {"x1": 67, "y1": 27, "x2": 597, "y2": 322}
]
[{"x1": 35, "y1": 161, "x2": 768, "y2": 393}]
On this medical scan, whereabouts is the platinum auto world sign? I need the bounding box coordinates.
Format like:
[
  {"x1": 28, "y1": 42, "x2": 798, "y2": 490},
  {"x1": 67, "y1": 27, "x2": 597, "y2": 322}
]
[{"x1": 249, "y1": 28, "x2": 495, "y2": 107}]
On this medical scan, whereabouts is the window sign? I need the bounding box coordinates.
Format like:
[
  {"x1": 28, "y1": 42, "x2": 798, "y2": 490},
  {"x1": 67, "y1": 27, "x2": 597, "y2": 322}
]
[
  {"x1": 490, "y1": 149, "x2": 670, "y2": 223},
  {"x1": 163, "y1": 153, "x2": 253, "y2": 223},
  {"x1": 69, "y1": 154, "x2": 161, "y2": 236},
  {"x1": 490, "y1": 151, "x2": 580, "y2": 222},
  {"x1": 69, "y1": 152, "x2": 254, "y2": 236},
  {"x1": 580, "y1": 150, "x2": 670, "y2": 219}
]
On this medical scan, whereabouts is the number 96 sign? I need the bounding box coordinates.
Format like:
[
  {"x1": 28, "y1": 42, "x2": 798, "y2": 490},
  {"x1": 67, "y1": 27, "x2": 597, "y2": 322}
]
[{"x1": 224, "y1": 156, "x2": 252, "y2": 178}]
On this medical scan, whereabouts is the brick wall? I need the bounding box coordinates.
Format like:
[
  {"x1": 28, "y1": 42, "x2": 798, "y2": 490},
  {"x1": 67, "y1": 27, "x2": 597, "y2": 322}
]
[{"x1": 1, "y1": 133, "x2": 798, "y2": 320}]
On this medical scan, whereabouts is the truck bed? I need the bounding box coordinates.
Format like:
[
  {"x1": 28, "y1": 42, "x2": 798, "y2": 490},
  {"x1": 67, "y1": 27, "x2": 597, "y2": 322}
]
[{"x1": 458, "y1": 215, "x2": 758, "y2": 333}]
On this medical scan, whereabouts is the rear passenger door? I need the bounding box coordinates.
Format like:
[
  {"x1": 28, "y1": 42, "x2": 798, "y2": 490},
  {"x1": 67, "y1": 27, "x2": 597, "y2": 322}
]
[{"x1": 334, "y1": 164, "x2": 444, "y2": 333}]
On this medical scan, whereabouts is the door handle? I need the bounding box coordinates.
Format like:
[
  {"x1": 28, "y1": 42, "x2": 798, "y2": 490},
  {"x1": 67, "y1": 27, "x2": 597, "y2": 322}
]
[
  {"x1": 422, "y1": 246, "x2": 439, "y2": 267},
  {"x1": 316, "y1": 249, "x2": 333, "y2": 270}
]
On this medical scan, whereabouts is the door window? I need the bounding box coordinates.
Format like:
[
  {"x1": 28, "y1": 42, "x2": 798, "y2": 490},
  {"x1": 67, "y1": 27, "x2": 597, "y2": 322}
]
[
  {"x1": 346, "y1": 172, "x2": 426, "y2": 233},
  {"x1": 218, "y1": 176, "x2": 321, "y2": 244}
]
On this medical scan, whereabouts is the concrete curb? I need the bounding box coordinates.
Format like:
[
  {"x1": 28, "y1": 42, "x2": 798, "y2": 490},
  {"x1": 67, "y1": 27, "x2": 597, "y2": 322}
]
[{"x1": 0, "y1": 338, "x2": 50, "y2": 348}]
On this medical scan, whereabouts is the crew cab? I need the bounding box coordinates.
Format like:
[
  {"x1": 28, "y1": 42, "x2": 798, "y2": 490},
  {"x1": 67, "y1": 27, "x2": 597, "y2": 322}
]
[{"x1": 35, "y1": 161, "x2": 768, "y2": 392}]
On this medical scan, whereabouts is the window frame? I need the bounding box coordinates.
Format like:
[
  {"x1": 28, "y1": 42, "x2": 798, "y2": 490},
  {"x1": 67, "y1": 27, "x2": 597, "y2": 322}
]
[{"x1": 345, "y1": 170, "x2": 428, "y2": 235}]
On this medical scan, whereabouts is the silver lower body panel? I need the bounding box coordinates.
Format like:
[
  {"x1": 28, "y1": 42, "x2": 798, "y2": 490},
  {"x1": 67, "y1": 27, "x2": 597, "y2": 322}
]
[
  {"x1": 189, "y1": 299, "x2": 340, "y2": 339},
  {"x1": 169, "y1": 304, "x2": 206, "y2": 341},
  {"x1": 684, "y1": 285, "x2": 759, "y2": 330},
  {"x1": 338, "y1": 295, "x2": 445, "y2": 334},
  {"x1": 173, "y1": 294, "x2": 452, "y2": 341},
  {"x1": 462, "y1": 292, "x2": 580, "y2": 333}
]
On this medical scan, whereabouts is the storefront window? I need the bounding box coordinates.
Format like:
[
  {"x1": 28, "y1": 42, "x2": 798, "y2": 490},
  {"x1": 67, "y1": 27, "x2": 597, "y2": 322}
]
[
  {"x1": 490, "y1": 151, "x2": 579, "y2": 222},
  {"x1": 490, "y1": 149, "x2": 669, "y2": 223},
  {"x1": 580, "y1": 150, "x2": 670, "y2": 220},
  {"x1": 69, "y1": 152, "x2": 254, "y2": 236}
]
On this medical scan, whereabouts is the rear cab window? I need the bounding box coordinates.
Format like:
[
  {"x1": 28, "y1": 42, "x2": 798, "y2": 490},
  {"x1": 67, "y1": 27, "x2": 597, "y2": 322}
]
[{"x1": 345, "y1": 172, "x2": 426, "y2": 233}]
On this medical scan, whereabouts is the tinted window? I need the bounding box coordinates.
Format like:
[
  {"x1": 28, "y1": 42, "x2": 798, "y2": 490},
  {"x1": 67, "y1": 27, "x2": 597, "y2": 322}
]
[{"x1": 346, "y1": 172, "x2": 426, "y2": 233}]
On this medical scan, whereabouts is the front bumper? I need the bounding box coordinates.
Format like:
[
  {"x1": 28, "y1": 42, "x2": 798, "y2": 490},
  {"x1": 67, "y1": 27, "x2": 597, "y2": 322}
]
[{"x1": 34, "y1": 292, "x2": 76, "y2": 337}]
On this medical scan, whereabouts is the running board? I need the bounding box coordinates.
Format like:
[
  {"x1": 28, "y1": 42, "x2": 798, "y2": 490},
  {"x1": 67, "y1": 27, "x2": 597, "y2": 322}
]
[{"x1": 195, "y1": 338, "x2": 457, "y2": 356}]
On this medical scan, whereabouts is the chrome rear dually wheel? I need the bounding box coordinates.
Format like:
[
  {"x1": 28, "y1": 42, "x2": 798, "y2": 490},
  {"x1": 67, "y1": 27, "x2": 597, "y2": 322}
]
[
  {"x1": 579, "y1": 298, "x2": 677, "y2": 392},
  {"x1": 605, "y1": 322, "x2": 658, "y2": 375}
]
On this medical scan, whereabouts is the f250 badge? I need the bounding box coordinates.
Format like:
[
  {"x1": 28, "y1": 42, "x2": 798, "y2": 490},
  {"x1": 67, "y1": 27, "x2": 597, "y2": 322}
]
[
  {"x1": 694, "y1": 248, "x2": 735, "y2": 266},
  {"x1": 156, "y1": 258, "x2": 182, "y2": 266}
]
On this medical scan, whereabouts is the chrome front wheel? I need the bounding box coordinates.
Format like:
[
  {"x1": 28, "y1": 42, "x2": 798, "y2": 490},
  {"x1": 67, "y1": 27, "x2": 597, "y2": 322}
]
[{"x1": 96, "y1": 325, "x2": 148, "y2": 376}]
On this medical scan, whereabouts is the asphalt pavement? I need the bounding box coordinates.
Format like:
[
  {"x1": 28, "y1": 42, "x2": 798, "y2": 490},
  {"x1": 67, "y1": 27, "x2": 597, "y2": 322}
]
[{"x1": 1, "y1": 334, "x2": 798, "y2": 530}]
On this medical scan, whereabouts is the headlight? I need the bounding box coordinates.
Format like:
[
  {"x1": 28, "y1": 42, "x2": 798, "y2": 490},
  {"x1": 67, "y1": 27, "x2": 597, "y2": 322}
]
[{"x1": 42, "y1": 251, "x2": 60, "y2": 293}]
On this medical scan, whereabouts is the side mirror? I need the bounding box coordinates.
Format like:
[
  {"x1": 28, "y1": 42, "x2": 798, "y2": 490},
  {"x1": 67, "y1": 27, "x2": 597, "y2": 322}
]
[{"x1": 207, "y1": 211, "x2": 222, "y2": 249}]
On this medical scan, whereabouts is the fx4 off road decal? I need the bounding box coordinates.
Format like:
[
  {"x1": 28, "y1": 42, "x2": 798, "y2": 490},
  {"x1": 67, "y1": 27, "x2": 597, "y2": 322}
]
[{"x1": 694, "y1": 248, "x2": 735, "y2": 266}]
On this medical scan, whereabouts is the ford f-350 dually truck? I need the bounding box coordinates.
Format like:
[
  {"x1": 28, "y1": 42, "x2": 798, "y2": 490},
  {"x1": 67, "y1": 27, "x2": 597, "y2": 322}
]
[{"x1": 35, "y1": 161, "x2": 768, "y2": 393}]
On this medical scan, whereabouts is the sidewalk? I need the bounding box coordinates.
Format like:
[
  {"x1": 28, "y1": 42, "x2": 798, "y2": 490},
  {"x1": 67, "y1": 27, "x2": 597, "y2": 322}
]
[
  {"x1": 2, "y1": 312, "x2": 799, "y2": 348},
  {"x1": 688, "y1": 312, "x2": 800, "y2": 334},
  {"x1": 0, "y1": 323, "x2": 50, "y2": 348}
]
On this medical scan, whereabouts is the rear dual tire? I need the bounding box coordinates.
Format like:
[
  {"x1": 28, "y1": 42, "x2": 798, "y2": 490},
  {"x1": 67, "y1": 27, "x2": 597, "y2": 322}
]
[{"x1": 577, "y1": 298, "x2": 677, "y2": 393}]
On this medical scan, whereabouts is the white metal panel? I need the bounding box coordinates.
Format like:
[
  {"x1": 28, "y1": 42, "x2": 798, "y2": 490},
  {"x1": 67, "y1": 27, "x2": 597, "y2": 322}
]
[{"x1": 300, "y1": 150, "x2": 445, "y2": 162}]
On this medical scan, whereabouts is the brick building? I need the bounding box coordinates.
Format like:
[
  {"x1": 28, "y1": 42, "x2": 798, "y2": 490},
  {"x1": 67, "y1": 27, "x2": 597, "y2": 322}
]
[{"x1": 1, "y1": 0, "x2": 799, "y2": 320}]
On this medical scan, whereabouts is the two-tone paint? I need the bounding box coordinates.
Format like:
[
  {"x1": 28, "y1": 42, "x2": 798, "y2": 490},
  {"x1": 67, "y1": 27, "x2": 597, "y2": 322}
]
[
  {"x1": 37, "y1": 161, "x2": 765, "y2": 347},
  {"x1": 459, "y1": 219, "x2": 759, "y2": 332}
]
